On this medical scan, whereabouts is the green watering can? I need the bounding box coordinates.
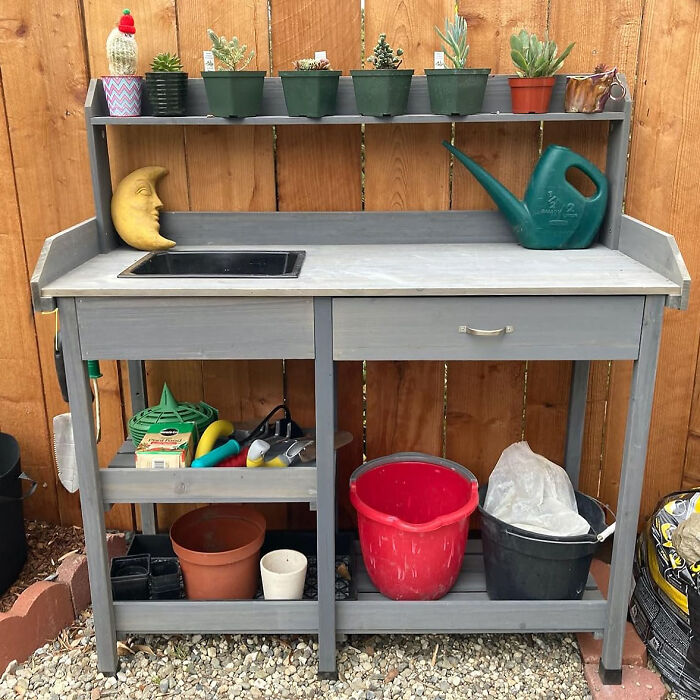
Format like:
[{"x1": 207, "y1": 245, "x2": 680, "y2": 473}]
[{"x1": 443, "y1": 141, "x2": 609, "y2": 249}]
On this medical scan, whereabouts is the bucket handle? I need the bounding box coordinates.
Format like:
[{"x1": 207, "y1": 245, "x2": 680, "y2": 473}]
[{"x1": 0, "y1": 472, "x2": 37, "y2": 502}]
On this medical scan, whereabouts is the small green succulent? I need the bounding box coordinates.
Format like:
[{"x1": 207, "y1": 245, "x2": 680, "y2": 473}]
[
  {"x1": 367, "y1": 33, "x2": 403, "y2": 69},
  {"x1": 150, "y1": 52, "x2": 183, "y2": 72},
  {"x1": 293, "y1": 58, "x2": 331, "y2": 70},
  {"x1": 510, "y1": 30, "x2": 574, "y2": 78},
  {"x1": 207, "y1": 29, "x2": 255, "y2": 71},
  {"x1": 435, "y1": 14, "x2": 469, "y2": 69}
]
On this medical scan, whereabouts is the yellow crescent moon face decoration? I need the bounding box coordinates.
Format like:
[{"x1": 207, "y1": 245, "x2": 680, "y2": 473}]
[{"x1": 111, "y1": 165, "x2": 176, "y2": 251}]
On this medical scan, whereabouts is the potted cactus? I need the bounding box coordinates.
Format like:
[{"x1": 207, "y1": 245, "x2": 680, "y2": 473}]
[
  {"x1": 509, "y1": 30, "x2": 575, "y2": 113},
  {"x1": 103, "y1": 9, "x2": 141, "y2": 117},
  {"x1": 279, "y1": 58, "x2": 341, "y2": 118},
  {"x1": 425, "y1": 15, "x2": 490, "y2": 116},
  {"x1": 144, "y1": 52, "x2": 188, "y2": 116},
  {"x1": 201, "y1": 29, "x2": 266, "y2": 118},
  {"x1": 351, "y1": 34, "x2": 413, "y2": 117}
]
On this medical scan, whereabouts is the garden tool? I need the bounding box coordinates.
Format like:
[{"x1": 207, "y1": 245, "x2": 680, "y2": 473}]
[
  {"x1": 443, "y1": 141, "x2": 608, "y2": 249},
  {"x1": 191, "y1": 438, "x2": 240, "y2": 468},
  {"x1": 246, "y1": 438, "x2": 313, "y2": 468}
]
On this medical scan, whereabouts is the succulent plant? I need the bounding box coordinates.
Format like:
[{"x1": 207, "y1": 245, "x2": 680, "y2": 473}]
[
  {"x1": 106, "y1": 9, "x2": 138, "y2": 75},
  {"x1": 435, "y1": 14, "x2": 469, "y2": 69},
  {"x1": 293, "y1": 58, "x2": 331, "y2": 71},
  {"x1": 150, "y1": 52, "x2": 183, "y2": 72},
  {"x1": 366, "y1": 33, "x2": 403, "y2": 70},
  {"x1": 207, "y1": 29, "x2": 255, "y2": 71},
  {"x1": 510, "y1": 30, "x2": 574, "y2": 78}
]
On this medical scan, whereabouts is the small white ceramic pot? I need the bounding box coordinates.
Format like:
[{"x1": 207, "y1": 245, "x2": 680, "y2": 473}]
[{"x1": 260, "y1": 549, "x2": 307, "y2": 600}]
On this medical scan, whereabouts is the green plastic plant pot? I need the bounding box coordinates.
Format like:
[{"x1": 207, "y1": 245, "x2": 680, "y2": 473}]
[
  {"x1": 144, "y1": 72, "x2": 188, "y2": 116},
  {"x1": 279, "y1": 71, "x2": 341, "y2": 117},
  {"x1": 201, "y1": 71, "x2": 266, "y2": 118},
  {"x1": 350, "y1": 70, "x2": 414, "y2": 117},
  {"x1": 425, "y1": 68, "x2": 491, "y2": 116}
]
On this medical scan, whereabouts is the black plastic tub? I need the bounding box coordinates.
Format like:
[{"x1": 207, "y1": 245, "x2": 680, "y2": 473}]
[
  {"x1": 128, "y1": 534, "x2": 176, "y2": 558},
  {"x1": 150, "y1": 557, "x2": 182, "y2": 600},
  {"x1": 110, "y1": 554, "x2": 151, "y2": 601},
  {"x1": 478, "y1": 485, "x2": 606, "y2": 600}
]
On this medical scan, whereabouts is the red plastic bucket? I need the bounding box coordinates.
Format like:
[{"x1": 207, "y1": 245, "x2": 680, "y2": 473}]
[{"x1": 350, "y1": 453, "x2": 478, "y2": 600}]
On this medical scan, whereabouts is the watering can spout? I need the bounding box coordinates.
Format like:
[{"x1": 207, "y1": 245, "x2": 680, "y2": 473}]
[{"x1": 442, "y1": 141, "x2": 533, "y2": 233}]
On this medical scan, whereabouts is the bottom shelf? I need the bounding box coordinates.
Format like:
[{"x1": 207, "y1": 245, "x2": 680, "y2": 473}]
[{"x1": 113, "y1": 540, "x2": 607, "y2": 637}]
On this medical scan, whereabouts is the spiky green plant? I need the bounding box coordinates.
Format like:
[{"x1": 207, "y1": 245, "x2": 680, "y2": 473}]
[
  {"x1": 207, "y1": 29, "x2": 255, "y2": 71},
  {"x1": 435, "y1": 14, "x2": 469, "y2": 69},
  {"x1": 293, "y1": 58, "x2": 331, "y2": 71},
  {"x1": 366, "y1": 33, "x2": 404, "y2": 69},
  {"x1": 510, "y1": 30, "x2": 574, "y2": 78},
  {"x1": 150, "y1": 52, "x2": 183, "y2": 72}
]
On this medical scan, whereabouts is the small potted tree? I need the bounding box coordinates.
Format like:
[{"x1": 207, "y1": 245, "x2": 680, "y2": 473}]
[
  {"x1": 103, "y1": 9, "x2": 142, "y2": 117},
  {"x1": 144, "y1": 52, "x2": 188, "y2": 116},
  {"x1": 351, "y1": 33, "x2": 413, "y2": 117},
  {"x1": 425, "y1": 15, "x2": 490, "y2": 115},
  {"x1": 509, "y1": 30, "x2": 574, "y2": 113},
  {"x1": 279, "y1": 58, "x2": 341, "y2": 118},
  {"x1": 201, "y1": 29, "x2": 266, "y2": 118}
]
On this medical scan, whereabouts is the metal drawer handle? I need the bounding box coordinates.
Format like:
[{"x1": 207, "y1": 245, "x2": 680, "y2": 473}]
[{"x1": 459, "y1": 325, "x2": 514, "y2": 337}]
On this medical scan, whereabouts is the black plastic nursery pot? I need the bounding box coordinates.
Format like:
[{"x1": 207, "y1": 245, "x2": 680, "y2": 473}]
[
  {"x1": 110, "y1": 554, "x2": 151, "y2": 601},
  {"x1": 201, "y1": 71, "x2": 266, "y2": 118},
  {"x1": 279, "y1": 71, "x2": 342, "y2": 117},
  {"x1": 150, "y1": 557, "x2": 182, "y2": 600},
  {"x1": 478, "y1": 485, "x2": 606, "y2": 600},
  {"x1": 425, "y1": 68, "x2": 490, "y2": 115},
  {"x1": 350, "y1": 69, "x2": 414, "y2": 116},
  {"x1": 144, "y1": 71, "x2": 188, "y2": 116}
]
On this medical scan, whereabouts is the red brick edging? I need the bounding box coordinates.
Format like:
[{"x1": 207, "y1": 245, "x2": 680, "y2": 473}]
[{"x1": 0, "y1": 533, "x2": 125, "y2": 673}]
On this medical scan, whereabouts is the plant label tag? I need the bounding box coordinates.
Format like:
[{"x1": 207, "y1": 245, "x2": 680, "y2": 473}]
[
  {"x1": 203, "y1": 50, "x2": 215, "y2": 72},
  {"x1": 315, "y1": 51, "x2": 327, "y2": 61},
  {"x1": 434, "y1": 51, "x2": 446, "y2": 69}
]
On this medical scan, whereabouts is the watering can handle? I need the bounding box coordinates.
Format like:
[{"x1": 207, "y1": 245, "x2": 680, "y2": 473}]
[{"x1": 564, "y1": 152, "x2": 608, "y2": 201}]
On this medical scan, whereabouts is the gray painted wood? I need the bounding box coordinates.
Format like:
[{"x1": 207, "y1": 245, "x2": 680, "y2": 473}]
[
  {"x1": 565, "y1": 361, "x2": 590, "y2": 488},
  {"x1": 601, "y1": 295, "x2": 665, "y2": 676},
  {"x1": 75, "y1": 297, "x2": 315, "y2": 360},
  {"x1": 58, "y1": 298, "x2": 118, "y2": 674},
  {"x1": 332, "y1": 297, "x2": 644, "y2": 361},
  {"x1": 619, "y1": 215, "x2": 691, "y2": 310},
  {"x1": 114, "y1": 600, "x2": 318, "y2": 635},
  {"x1": 313, "y1": 298, "x2": 337, "y2": 675},
  {"x1": 42, "y1": 242, "x2": 681, "y2": 300},
  {"x1": 30, "y1": 219, "x2": 100, "y2": 312},
  {"x1": 87, "y1": 75, "x2": 627, "y2": 125}
]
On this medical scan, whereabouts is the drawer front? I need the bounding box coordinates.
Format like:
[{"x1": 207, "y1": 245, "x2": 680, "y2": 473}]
[
  {"x1": 77, "y1": 297, "x2": 314, "y2": 360},
  {"x1": 333, "y1": 296, "x2": 644, "y2": 360}
]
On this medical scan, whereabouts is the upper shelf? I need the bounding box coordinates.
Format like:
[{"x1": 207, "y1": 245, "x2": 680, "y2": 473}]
[{"x1": 86, "y1": 74, "x2": 630, "y2": 126}]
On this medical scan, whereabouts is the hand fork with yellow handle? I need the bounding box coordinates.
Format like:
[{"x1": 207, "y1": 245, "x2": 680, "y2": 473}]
[{"x1": 246, "y1": 438, "x2": 313, "y2": 468}]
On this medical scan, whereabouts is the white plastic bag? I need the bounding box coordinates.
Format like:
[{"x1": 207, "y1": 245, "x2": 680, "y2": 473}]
[{"x1": 484, "y1": 441, "x2": 590, "y2": 537}]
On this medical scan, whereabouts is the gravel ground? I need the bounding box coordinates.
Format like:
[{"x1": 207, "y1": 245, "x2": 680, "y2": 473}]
[{"x1": 0, "y1": 609, "x2": 592, "y2": 700}]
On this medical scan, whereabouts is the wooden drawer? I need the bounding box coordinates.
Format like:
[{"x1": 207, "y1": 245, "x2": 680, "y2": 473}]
[
  {"x1": 76, "y1": 297, "x2": 314, "y2": 360},
  {"x1": 332, "y1": 296, "x2": 644, "y2": 360}
]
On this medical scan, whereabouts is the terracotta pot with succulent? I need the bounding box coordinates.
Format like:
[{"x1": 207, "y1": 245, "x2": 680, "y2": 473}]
[
  {"x1": 509, "y1": 30, "x2": 575, "y2": 113},
  {"x1": 201, "y1": 29, "x2": 265, "y2": 118},
  {"x1": 425, "y1": 15, "x2": 490, "y2": 116},
  {"x1": 280, "y1": 58, "x2": 341, "y2": 118},
  {"x1": 351, "y1": 34, "x2": 413, "y2": 117},
  {"x1": 103, "y1": 9, "x2": 142, "y2": 117},
  {"x1": 144, "y1": 52, "x2": 188, "y2": 116}
]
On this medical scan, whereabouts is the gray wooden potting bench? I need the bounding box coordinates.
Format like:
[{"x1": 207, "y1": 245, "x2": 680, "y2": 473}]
[{"x1": 31, "y1": 75, "x2": 689, "y2": 683}]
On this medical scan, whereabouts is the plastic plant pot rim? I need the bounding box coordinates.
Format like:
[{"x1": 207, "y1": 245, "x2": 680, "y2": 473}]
[
  {"x1": 424, "y1": 68, "x2": 491, "y2": 75},
  {"x1": 508, "y1": 76, "x2": 556, "y2": 87},
  {"x1": 200, "y1": 71, "x2": 267, "y2": 78},
  {"x1": 349, "y1": 452, "x2": 479, "y2": 533},
  {"x1": 278, "y1": 71, "x2": 342, "y2": 78},
  {"x1": 350, "y1": 69, "x2": 415, "y2": 77},
  {"x1": 260, "y1": 549, "x2": 308, "y2": 577},
  {"x1": 101, "y1": 75, "x2": 142, "y2": 81}
]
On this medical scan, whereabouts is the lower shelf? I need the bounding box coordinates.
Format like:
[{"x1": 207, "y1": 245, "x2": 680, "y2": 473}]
[{"x1": 112, "y1": 540, "x2": 607, "y2": 637}]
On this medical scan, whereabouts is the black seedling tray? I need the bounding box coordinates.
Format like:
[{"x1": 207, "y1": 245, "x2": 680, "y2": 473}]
[{"x1": 110, "y1": 554, "x2": 150, "y2": 601}]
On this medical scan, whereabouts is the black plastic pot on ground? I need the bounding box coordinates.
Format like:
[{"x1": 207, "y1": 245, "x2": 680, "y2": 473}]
[
  {"x1": 279, "y1": 71, "x2": 341, "y2": 117},
  {"x1": 144, "y1": 72, "x2": 188, "y2": 116},
  {"x1": 350, "y1": 69, "x2": 414, "y2": 116},
  {"x1": 201, "y1": 71, "x2": 266, "y2": 118},
  {"x1": 425, "y1": 68, "x2": 490, "y2": 115}
]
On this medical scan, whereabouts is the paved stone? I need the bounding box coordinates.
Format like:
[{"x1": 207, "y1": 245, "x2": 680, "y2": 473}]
[{"x1": 583, "y1": 664, "x2": 666, "y2": 699}]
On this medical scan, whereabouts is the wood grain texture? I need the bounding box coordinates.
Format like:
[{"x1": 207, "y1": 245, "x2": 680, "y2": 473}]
[{"x1": 0, "y1": 0, "x2": 131, "y2": 528}]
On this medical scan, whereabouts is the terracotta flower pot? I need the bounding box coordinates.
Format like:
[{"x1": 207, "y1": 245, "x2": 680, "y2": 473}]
[
  {"x1": 170, "y1": 504, "x2": 265, "y2": 600},
  {"x1": 508, "y1": 77, "x2": 555, "y2": 114}
]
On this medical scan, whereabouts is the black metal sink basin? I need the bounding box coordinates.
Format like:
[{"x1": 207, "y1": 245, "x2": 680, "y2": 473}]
[{"x1": 119, "y1": 250, "x2": 305, "y2": 278}]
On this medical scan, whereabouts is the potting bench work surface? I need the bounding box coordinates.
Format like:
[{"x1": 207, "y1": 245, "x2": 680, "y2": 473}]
[{"x1": 30, "y1": 73, "x2": 690, "y2": 684}]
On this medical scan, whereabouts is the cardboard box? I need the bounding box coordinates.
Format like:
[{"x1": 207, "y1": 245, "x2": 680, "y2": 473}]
[{"x1": 135, "y1": 422, "x2": 195, "y2": 469}]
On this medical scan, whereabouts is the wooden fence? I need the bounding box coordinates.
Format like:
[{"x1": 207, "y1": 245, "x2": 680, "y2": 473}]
[{"x1": 0, "y1": 0, "x2": 698, "y2": 532}]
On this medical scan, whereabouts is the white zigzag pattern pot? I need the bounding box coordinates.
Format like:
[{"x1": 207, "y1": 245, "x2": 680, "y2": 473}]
[{"x1": 103, "y1": 75, "x2": 142, "y2": 117}]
